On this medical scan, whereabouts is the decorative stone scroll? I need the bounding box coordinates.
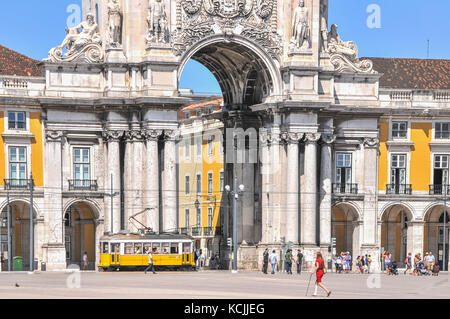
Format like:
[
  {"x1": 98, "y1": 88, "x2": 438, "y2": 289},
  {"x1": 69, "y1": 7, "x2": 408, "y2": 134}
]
[
  {"x1": 164, "y1": 129, "x2": 180, "y2": 141},
  {"x1": 327, "y1": 24, "x2": 375, "y2": 74},
  {"x1": 304, "y1": 133, "x2": 322, "y2": 144},
  {"x1": 172, "y1": 0, "x2": 282, "y2": 60},
  {"x1": 102, "y1": 130, "x2": 124, "y2": 142},
  {"x1": 125, "y1": 130, "x2": 146, "y2": 143},
  {"x1": 281, "y1": 132, "x2": 305, "y2": 144},
  {"x1": 45, "y1": 13, "x2": 104, "y2": 63},
  {"x1": 363, "y1": 137, "x2": 379, "y2": 148},
  {"x1": 46, "y1": 130, "x2": 64, "y2": 142},
  {"x1": 144, "y1": 129, "x2": 164, "y2": 141},
  {"x1": 321, "y1": 134, "x2": 336, "y2": 145}
]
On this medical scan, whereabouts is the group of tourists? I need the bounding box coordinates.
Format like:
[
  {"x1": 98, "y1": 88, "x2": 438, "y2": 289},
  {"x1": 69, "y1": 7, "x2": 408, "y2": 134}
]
[
  {"x1": 402, "y1": 251, "x2": 440, "y2": 276},
  {"x1": 193, "y1": 249, "x2": 220, "y2": 270}
]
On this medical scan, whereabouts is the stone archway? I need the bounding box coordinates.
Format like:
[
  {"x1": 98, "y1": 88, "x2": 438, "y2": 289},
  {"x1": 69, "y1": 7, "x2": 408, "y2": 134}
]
[
  {"x1": 424, "y1": 204, "x2": 450, "y2": 270},
  {"x1": 0, "y1": 200, "x2": 38, "y2": 271},
  {"x1": 64, "y1": 201, "x2": 98, "y2": 270},
  {"x1": 331, "y1": 203, "x2": 361, "y2": 257},
  {"x1": 380, "y1": 204, "x2": 414, "y2": 263}
]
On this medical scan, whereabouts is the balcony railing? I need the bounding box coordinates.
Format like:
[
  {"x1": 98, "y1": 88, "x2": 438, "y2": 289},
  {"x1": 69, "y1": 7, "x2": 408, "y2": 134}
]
[
  {"x1": 332, "y1": 183, "x2": 358, "y2": 194},
  {"x1": 68, "y1": 179, "x2": 98, "y2": 191},
  {"x1": 179, "y1": 227, "x2": 222, "y2": 237},
  {"x1": 4, "y1": 179, "x2": 32, "y2": 190},
  {"x1": 191, "y1": 227, "x2": 202, "y2": 236},
  {"x1": 429, "y1": 185, "x2": 450, "y2": 195},
  {"x1": 386, "y1": 184, "x2": 412, "y2": 195}
]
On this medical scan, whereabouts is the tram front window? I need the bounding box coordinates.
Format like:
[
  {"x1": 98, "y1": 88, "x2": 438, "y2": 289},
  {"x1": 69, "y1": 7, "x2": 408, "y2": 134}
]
[{"x1": 102, "y1": 242, "x2": 109, "y2": 254}]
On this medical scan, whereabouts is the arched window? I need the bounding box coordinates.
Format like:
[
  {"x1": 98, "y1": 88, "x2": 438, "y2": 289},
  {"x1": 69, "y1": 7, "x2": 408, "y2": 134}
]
[{"x1": 439, "y1": 212, "x2": 450, "y2": 223}]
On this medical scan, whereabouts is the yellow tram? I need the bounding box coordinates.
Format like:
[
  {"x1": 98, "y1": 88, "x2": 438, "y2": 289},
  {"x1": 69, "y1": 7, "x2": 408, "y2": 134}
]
[{"x1": 98, "y1": 233, "x2": 196, "y2": 271}]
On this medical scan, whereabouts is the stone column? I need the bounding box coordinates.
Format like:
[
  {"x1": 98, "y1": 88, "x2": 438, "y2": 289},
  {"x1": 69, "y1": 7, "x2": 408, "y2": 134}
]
[
  {"x1": 44, "y1": 130, "x2": 66, "y2": 270},
  {"x1": 407, "y1": 221, "x2": 425, "y2": 257},
  {"x1": 103, "y1": 130, "x2": 123, "y2": 233},
  {"x1": 163, "y1": 130, "x2": 178, "y2": 233},
  {"x1": 301, "y1": 133, "x2": 321, "y2": 247},
  {"x1": 319, "y1": 134, "x2": 336, "y2": 249},
  {"x1": 144, "y1": 129, "x2": 162, "y2": 233},
  {"x1": 284, "y1": 132, "x2": 303, "y2": 244},
  {"x1": 123, "y1": 131, "x2": 133, "y2": 230},
  {"x1": 260, "y1": 132, "x2": 272, "y2": 244}
]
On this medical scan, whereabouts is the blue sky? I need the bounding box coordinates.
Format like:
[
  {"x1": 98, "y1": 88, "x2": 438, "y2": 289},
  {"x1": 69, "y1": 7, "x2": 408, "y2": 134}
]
[{"x1": 0, "y1": 0, "x2": 448, "y2": 94}]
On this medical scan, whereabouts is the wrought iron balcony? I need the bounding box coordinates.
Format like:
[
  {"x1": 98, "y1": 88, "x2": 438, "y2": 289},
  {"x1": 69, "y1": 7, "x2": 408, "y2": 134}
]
[
  {"x1": 332, "y1": 183, "x2": 358, "y2": 194},
  {"x1": 429, "y1": 184, "x2": 450, "y2": 195},
  {"x1": 4, "y1": 179, "x2": 32, "y2": 190},
  {"x1": 68, "y1": 179, "x2": 98, "y2": 191},
  {"x1": 386, "y1": 184, "x2": 412, "y2": 195},
  {"x1": 179, "y1": 227, "x2": 189, "y2": 235},
  {"x1": 191, "y1": 227, "x2": 202, "y2": 236}
]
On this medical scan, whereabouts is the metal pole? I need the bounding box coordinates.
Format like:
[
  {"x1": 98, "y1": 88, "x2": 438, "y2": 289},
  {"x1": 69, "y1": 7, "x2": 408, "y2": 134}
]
[
  {"x1": 111, "y1": 174, "x2": 114, "y2": 234},
  {"x1": 232, "y1": 176, "x2": 238, "y2": 273},
  {"x1": 444, "y1": 190, "x2": 447, "y2": 272},
  {"x1": 29, "y1": 175, "x2": 34, "y2": 272},
  {"x1": 6, "y1": 190, "x2": 11, "y2": 272}
]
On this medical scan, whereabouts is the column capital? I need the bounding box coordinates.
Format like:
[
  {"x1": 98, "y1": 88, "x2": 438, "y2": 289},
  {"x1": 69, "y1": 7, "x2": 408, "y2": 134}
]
[
  {"x1": 125, "y1": 129, "x2": 145, "y2": 143},
  {"x1": 102, "y1": 130, "x2": 124, "y2": 142},
  {"x1": 281, "y1": 132, "x2": 305, "y2": 144},
  {"x1": 143, "y1": 129, "x2": 163, "y2": 141},
  {"x1": 362, "y1": 137, "x2": 380, "y2": 148},
  {"x1": 304, "y1": 133, "x2": 321, "y2": 144},
  {"x1": 45, "y1": 130, "x2": 64, "y2": 142},
  {"x1": 164, "y1": 129, "x2": 179, "y2": 142},
  {"x1": 320, "y1": 134, "x2": 336, "y2": 145}
]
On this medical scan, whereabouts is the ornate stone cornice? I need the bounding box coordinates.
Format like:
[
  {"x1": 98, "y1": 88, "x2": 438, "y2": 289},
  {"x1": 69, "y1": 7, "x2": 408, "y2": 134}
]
[
  {"x1": 102, "y1": 130, "x2": 124, "y2": 142},
  {"x1": 304, "y1": 133, "x2": 321, "y2": 144},
  {"x1": 46, "y1": 130, "x2": 64, "y2": 142},
  {"x1": 363, "y1": 137, "x2": 380, "y2": 148},
  {"x1": 143, "y1": 129, "x2": 163, "y2": 142}
]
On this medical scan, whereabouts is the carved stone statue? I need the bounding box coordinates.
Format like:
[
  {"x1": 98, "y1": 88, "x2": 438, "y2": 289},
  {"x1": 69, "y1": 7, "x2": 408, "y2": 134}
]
[
  {"x1": 320, "y1": 0, "x2": 328, "y2": 52},
  {"x1": 291, "y1": 0, "x2": 310, "y2": 50},
  {"x1": 327, "y1": 24, "x2": 374, "y2": 73},
  {"x1": 45, "y1": 12, "x2": 103, "y2": 63},
  {"x1": 107, "y1": 0, "x2": 122, "y2": 47},
  {"x1": 147, "y1": 0, "x2": 169, "y2": 44}
]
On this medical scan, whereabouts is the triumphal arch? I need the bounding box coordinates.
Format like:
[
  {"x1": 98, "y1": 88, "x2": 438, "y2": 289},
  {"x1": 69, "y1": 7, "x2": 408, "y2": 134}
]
[{"x1": 39, "y1": 0, "x2": 382, "y2": 270}]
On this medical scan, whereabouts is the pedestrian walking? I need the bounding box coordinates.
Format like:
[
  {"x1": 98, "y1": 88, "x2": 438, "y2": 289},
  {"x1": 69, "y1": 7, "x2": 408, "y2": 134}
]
[
  {"x1": 404, "y1": 252, "x2": 412, "y2": 275},
  {"x1": 262, "y1": 248, "x2": 269, "y2": 274},
  {"x1": 83, "y1": 252, "x2": 89, "y2": 270},
  {"x1": 198, "y1": 250, "x2": 205, "y2": 271},
  {"x1": 144, "y1": 251, "x2": 156, "y2": 274},
  {"x1": 296, "y1": 249, "x2": 303, "y2": 274},
  {"x1": 269, "y1": 250, "x2": 277, "y2": 274},
  {"x1": 311, "y1": 252, "x2": 331, "y2": 297},
  {"x1": 214, "y1": 252, "x2": 220, "y2": 270},
  {"x1": 384, "y1": 251, "x2": 391, "y2": 275},
  {"x1": 335, "y1": 254, "x2": 342, "y2": 273},
  {"x1": 367, "y1": 255, "x2": 372, "y2": 273}
]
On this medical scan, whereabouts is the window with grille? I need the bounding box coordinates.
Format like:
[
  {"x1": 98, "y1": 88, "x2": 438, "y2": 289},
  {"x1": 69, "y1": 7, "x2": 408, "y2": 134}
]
[
  {"x1": 196, "y1": 173, "x2": 202, "y2": 194},
  {"x1": 8, "y1": 112, "x2": 26, "y2": 130},
  {"x1": 208, "y1": 172, "x2": 213, "y2": 194},
  {"x1": 436, "y1": 123, "x2": 450, "y2": 139},
  {"x1": 185, "y1": 175, "x2": 190, "y2": 195},
  {"x1": 392, "y1": 121, "x2": 407, "y2": 139},
  {"x1": 9, "y1": 146, "x2": 27, "y2": 186},
  {"x1": 73, "y1": 148, "x2": 90, "y2": 186}
]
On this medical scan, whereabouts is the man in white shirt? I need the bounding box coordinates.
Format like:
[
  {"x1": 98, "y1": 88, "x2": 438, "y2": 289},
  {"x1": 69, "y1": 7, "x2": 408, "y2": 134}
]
[{"x1": 144, "y1": 252, "x2": 156, "y2": 274}]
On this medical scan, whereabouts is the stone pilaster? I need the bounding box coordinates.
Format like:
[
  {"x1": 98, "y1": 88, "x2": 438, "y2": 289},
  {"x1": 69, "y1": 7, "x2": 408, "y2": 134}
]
[
  {"x1": 407, "y1": 221, "x2": 425, "y2": 257},
  {"x1": 283, "y1": 132, "x2": 304, "y2": 244},
  {"x1": 144, "y1": 129, "x2": 162, "y2": 233},
  {"x1": 319, "y1": 134, "x2": 336, "y2": 248},
  {"x1": 44, "y1": 130, "x2": 66, "y2": 270},
  {"x1": 103, "y1": 130, "x2": 123, "y2": 233},
  {"x1": 163, "y1": 130, "x2": 178, "y2": 233},
  {"x1": 301, "y1": 133, "x2": 321, "y2": 247},
  {"x1": 362, "y1": 138, "x2": 379, "y2": 246},
  {"x1": 260, "y1": 131, "x2": 271, "y2": 244}
]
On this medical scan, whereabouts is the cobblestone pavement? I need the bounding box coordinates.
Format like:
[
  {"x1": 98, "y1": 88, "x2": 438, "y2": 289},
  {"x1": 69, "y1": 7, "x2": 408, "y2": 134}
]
[{"x1": 0, "y1": 270, "x2": 449, "y2": 299}]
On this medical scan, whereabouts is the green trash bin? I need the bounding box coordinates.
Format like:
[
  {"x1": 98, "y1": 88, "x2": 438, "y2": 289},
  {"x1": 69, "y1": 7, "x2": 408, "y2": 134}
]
[{"x1": 13, "y1": 256, "x2": 23, "y2": 271}]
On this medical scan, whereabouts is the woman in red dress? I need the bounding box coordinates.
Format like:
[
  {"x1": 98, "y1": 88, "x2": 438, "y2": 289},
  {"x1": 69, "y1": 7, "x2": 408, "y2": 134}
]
[{"x1": 311, "y1": 252, "x2": 332, "y2": 297}]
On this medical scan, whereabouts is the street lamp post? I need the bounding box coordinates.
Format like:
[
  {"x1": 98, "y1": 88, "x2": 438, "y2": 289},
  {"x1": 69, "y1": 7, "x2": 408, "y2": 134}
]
[
  {"x1": 225, "y1": 176, "x2": 244, "y2": 273},
  {"x1": 437, "y1": 194, "x2": 448, "y2": 272}
]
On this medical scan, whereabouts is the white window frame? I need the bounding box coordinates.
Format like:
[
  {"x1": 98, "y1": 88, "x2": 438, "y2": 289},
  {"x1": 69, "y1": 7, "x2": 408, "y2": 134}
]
[
  {"x1": 185, "y1": 174, "x2": 190, "y2": 196},
  {"x1": 5, "y1": 144, "x2": 31, "y2": 183},
  {"x1": 207, "y1": 171, "x2": 213, "y2": 194},
  {"x1": 219, "y1": 170, "x2": 224, "y2": 192},
  {"x1": 207, "y1": 135, "x2": 213, "y2": 157},
  {"x1": 207, "y1": 206, "x2": 213, "y2": 228},
  {"x1": 185, "y1": 209, "x2": 190, "y2": 229},
  {"x1": 4, "y1": 109, "x2": 31, "y2": 133},
  {"x1": 391, "y1": 121, "x2": 408, "y2": 139},
  {"x1": 434, "y1": 122, "x2": 450, "y2": 140},
  {"x1": 70, "y1": 145, "x2": 94, "y2": 183},
  {"x1": 196, "y1": 172, "x2": 202, "y2": 195}
]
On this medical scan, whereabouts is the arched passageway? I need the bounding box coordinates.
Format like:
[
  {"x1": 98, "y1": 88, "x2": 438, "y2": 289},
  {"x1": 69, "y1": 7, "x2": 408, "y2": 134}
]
[
  {"x1": 0, "y1": 200, "x2": 37, "y2": 271},
  {"x1": 424, "y1": 205, "x2": 450, "y2": 269},
  {"x1": 331, "y1": 203, "x2": 360, "y2": 256},
  {"x1": 64, "y1": 202, "x2": 97, "y2": 270},
  {"x1": 380, "y1": 204, "x2": 413, "y2": 263}
]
